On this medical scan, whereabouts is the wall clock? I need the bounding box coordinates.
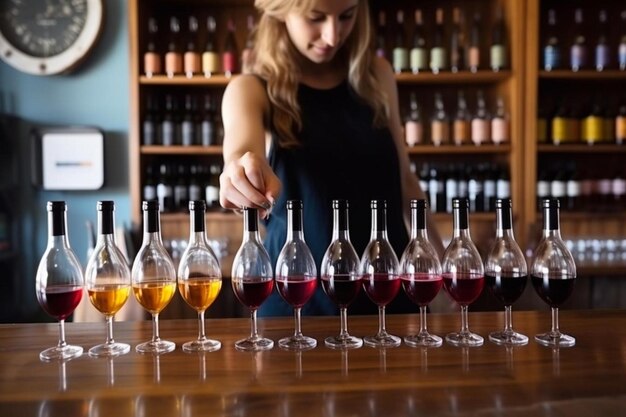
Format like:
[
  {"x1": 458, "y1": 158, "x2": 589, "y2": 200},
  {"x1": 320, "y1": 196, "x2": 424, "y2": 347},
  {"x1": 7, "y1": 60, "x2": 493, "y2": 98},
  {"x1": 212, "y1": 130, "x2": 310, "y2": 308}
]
[{"x1": 0, "y1": 0, "x2": 104, "y2": 75}]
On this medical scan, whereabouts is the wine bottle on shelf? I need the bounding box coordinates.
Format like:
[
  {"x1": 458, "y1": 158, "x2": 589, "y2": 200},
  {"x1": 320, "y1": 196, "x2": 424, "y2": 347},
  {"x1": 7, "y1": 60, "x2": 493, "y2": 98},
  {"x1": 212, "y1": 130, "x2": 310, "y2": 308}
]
[
  {"x1": 430, "y1": 8, "x2": 447, "y2": 74},
  {"x1": 616, "y1": 97, "x2": 626, "y2": 145},
  {"x1": 570, "y1": 8, "x2": 587, "y2": 72},
  {"x1": 597, "y1": 171, "x2": 613, "y2": 211},
  {"x1": 428, "y1": 165, "x2": 444, "y2": 213},
  {"x1": 222, "y1": 18, "x2": 239, "y2": 77},
  {"x1": 582, "y1": 98, "x2": 604, "y2": 145},
  {"x1": 457, "y1": 166, "x2": 469, "y2": 201},
  {"x1": 595, "y1": 10, "x2": 610, "y2": 72},
  {"x1": 165, "y1": 16, "x2": 183, "y2": 78},
  {"x1": 445, "y1": 165, "x2": 459, "y2": 213},
  {"x1": 181, "y1": 94, "x2": 197, "y2": 146},
  {"x1": 483, "y1": 164, "x2": 497, "y2": 212},
  {"x1": 241, "y1": 15, "x2": 256, "y2": 74},
  {"x1": 496, "y1": 165, "x2": 511, "y2": 201},
  {"x1": 161, "y1": 94, "x2": 179, "y2": 146},
  {"x1": 471, "y1": 90, "x2": 490, "y2": 146},
  {"x1": 452, "y1": 90, "x2": 470, "y2": 146},
  {"x1": 392, "y1": 10, "x2": 409, "y2": 73},
  {"x1": 550, "y1": 101, "x2": 575, "y2": 145},
  {"x1": 418, "y1": 163, "x2": 430, "y2": 206},
  {"x1": 174, "y1": 164, "x2": 189, "y2": 211},
  {"x1": 143, "y1": 164, "x2": 157, "y2": 202},
  {"x1": 450, "y1": 7, "x2": 464, "y2": 73},
  {"x1": 375, "y1": 10, "x2": 387, "y2": 58},
  {"x1": 537, "y1": 102, "x2": 549, "y2": 144},
  {"x1": 467, "y1": 12, "x2": 481, "y2": 73},
  {"x1": 431, "y1": 92, "x2": 449, "y2": 146},
  {"x1": 564, "y1": 163, "x2": 580, "y2": 211},
  {"x1": 550, "y1": 165, "x2": 567, "y2": 207},
  {"x1": 157, "y1": 163, "x2": 174, "y2": 213},
  {"x1": 188, "y1": 165, "x2": 203, "y2": 203},
  {"x1": 491, "y1": 96, "x2": 509, "y2": 144},
  {"x1": 468, "y1": 166, "x2": 485, "y2": 212},
  {"x1": 612, "y1": 170, "x2": 626, "y2": 209},
  {"x1": 536, "y1": 169, "x2": 550, "y2": 211},
  {"x1": 490, "y1": 6, "x2": 507, "y2": 71},
  {"x1": 404, "y1": 92, "x2": 423, "y2": 146},
  {"x1": 205, "y1": 164, "x2": 221, "y2": 210},
  {"x1": 202, "y1": 16, "x2": 220, "y2": 77},
  {"x1": 580, "y1": 170, "x2": 593, "y2": 211},
  {"x1": 543, "y1": 9, "x2": 561, "y2": 71},
  {"x1": 410, "y1": 9, "x2": 428, "y2": 73},
  {"x1": 619, "y1": 11, "x2": 626, "y2": 71},
  {"x1": 200, "y1": 94, "x2": 216, "y2": 146},
  {"x1": 142, "y1": 94, "x2": 159, "y2": 146},
  {"x1": 184, "y1": 16, "x2": 201, "y2": 78},
  {"x1": 144, "y1": 17, "x2": 161, "y2": 77}
]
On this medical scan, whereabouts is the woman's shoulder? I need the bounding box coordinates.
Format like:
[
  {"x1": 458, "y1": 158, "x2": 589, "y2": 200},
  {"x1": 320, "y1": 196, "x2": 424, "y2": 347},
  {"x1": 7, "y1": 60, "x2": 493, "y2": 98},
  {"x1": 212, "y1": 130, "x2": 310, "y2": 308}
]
[
  {"x1": 370, "y1": 56, "x2": 396, "y2": 90},
  {"x1": 223, "y1": 74, "x2": 270, "y2": 113}
]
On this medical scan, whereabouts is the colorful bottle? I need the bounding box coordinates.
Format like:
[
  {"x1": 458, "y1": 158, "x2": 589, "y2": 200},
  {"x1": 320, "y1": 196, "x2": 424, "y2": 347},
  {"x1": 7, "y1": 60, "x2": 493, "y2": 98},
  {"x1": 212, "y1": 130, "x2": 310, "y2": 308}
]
[
  {"x1": 570, "y1": 8, "x2": 587, "y2": 72},
  {"x1": 410, "y1": 9, "x2": 428, "y2": 73},
  {"x1": 491, "y1": 96, "x2": 509, "y2": 144},
  {"x1": 452, "y1": 90, "x2": 470, "y2": 145},
  {"x1": 405, "y1": 92, "x2": 423, "y2": 146},
  {"x1": 165, "y1": 16, "x2": 182, "y2": 78},
  {"x1": 144, "y1": 17, "x2": 161, "y2": 77},
  {"x1": 202, "y1": 16, "x2": 220, "y2": 77},
  {"x1": 467, "y1": 12, "x2": 481, "y2": 73},
  {"x1": 431, "y1": 92, "x2": 449, "y2": 145},
  {"x1": 450, "y1": 7, "x2": 464, "y2": 73},
  {"x1": 392, "y1": 10, "x2": 409, "y2": 73},
  {"x1": 543, "y1": 9, "x2": 561, "y2": 71},
  {"x1": 222, "y1": 18, "x2": 239, "y2": 76},
  {"x1": 183, "y1": 16, "x2": 201, "y2": 78},
  {"x1": 471, "y1": 90, "x2": 490, "y2": 145},
  {"x1": 430, "y1": 8, "x2": 447, "y2": 73},
  {"x1": 595, "y1": 10, "x2": 610, "y2": 72},
  {"x1": 490, "y1": 6, "x2": 507, "y2": 71},
  {"x1": 582, "y1": 99, "x2": 604, "y2": 145}
]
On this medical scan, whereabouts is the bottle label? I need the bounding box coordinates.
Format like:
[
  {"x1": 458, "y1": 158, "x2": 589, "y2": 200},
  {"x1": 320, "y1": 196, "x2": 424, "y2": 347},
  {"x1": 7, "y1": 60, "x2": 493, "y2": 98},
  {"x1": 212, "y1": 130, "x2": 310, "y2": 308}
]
[
  {"x1": 598, "y1": 179, "x2": 612, "y2": 195},
  {"x1": 431, "y1": 120, "x2": 449, "y2": 145},
  {"x1": 393, "y1": 48, "x2": 409, "y2": 72},
  {"x1": 468, "y1": 47, "x2": 480, "y2": 71},
  {"x1": 222, "y1": 52, "x2": 237, "y2": 74},
  {"x1": 490, "y1": 44, "x2": 506, "y2": 70},
  {"x1": 143, "y1": 185, "x2": 157, "y2": 201},
  {"x1": 612, "y1": 178, "x2": 626, "y2": 196},
  {"x1": 206, "y1": 185, "x2": 220, "y2": 205},
  {"x1": 181, "y1": 121, "x2": 195, "y2": 146},
  {"x1": 162, "y1": 121, "x2": 175, "y2": 146},
  {"x1": 429, "y1": 47, "x2": 446, "y2": 72},
  {"x1": 537, "y1": 180, "x2": 550, "y2": 197},
  {"x1": 491, "y1": 117, "x2": 509, "y2": 144},
  {"x1": 189, "y1": 185, "x2": 202, "y2": 201},
  {"x1": 619, "y1": 43, "x2": 626, "y2": 69},
  {"x1": 143, "y1": 121, "x2": 155, "y2": 146},
  {"x1": 582, "y1": 116, "x2": 603, "y2": 143},
  {"x1": 544, "y1": 45, "x2": 560, "y2": 70},
  {"x1": 551, "y1": 180, "x2": 566, "y2": 198},
  {"x1": 595, "y1": 45, "x2": 609, "y2": 70},
  {"x1": 570, "y1": 45, "x2": 586, "y2": 70},
  {"x1": 551, "y1": 117, "x2": 568, "y2": 143},
  {"x1": 496, "y1": 179, "x2": 511, "y2": 199},
  {"x1": 616, "y1": 116, "x2": 626, "y2": 142},
  {"x1": 471, "y1": 119, "x2": 489, "y2": 145},
  {"x1": 144, "y1": 52, "x2": 161, "y2": 77},
  {"x1": 202, "y1": 52, "x2": 221, "y2": 75},
  {"x1": 580, "y1": 179, "x2": 593, "y2": 196},
  {"x1": 165, "y1": 52, "x2": 183, "y2": 76},
  {"x1": 537, "y1": 118, "x2": 548, "y2": 143},
  {"x1": 201, "y1": 120, "x2": 215, "y2": 146},
  {"x1": 410, "y1": 48, "x2": 428, "y2": 72},
  {"x1": 566, "y1": 180, "x2": 581, "y2": 197},
  {"x1": 184, "y1": 52, "x2": 201, "y2": 76},
  {"x1": 405, "y1": 121, "x2": 423, "y2": 146},
  {"x1": 453, "y1": 119, "x2": 469, "y2": 145},
  {"x1": 419, "y1": 179, "x2": 429, "y2": 194},
  {"x1": 457, "y1": 180, "x2": 468, "y2": 198},
  {"x1": 484, "y1": 179, "x2": 496, "y2": 197}
]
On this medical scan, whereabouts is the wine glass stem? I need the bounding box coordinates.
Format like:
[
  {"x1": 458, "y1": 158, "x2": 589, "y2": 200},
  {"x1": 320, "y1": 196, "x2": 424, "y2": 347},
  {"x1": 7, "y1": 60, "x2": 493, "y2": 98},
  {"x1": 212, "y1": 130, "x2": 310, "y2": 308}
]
[
  {"x1": 151, "y1": 313, "x2": 161, "y2": 343},
  {"x1": 250, "y1": 309, "x2": 259, "y2": 339},
  {"x1": 339, "y1": 307, "x2": 349, "y2": 338},
  {"x1": 105, "y1": 315, "x2": 115, "y2": 346},
  {"x1": 378, "y1": 306, "x2": 387, "y2": 336},
  {"x1": 293, "y1": 307, "x2": 303, "y2": 338},
  {"x1": 551, "y1": 307, "x2": 560, "y2": 336},
  {"x1": 460, "y1": 305, "x2": 470, "y2": 334},
  {"x1": 419, "y1": 305, "x2": 428, "y2": 335},
  {"x1": 197, "y1": 310, "x2": 207, "y2": 341},
  {"x1": 504, "y1": 305, "x2": 513, "y2": 333},
  {"x1": 57, "y1": 319, "x2": 68, "y2": 349}
]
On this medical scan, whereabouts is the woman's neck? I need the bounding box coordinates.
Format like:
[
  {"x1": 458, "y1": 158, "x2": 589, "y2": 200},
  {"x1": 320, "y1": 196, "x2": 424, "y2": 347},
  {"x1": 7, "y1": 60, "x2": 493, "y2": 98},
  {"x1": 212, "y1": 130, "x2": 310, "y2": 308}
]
[{"x1": 297, "y1": 55, "x2": 347, "y2": 89}]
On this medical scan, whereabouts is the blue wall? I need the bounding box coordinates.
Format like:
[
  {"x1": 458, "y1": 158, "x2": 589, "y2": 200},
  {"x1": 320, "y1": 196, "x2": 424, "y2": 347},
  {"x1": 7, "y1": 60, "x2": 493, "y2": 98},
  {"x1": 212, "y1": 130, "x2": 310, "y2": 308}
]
[{"x1": 0, "y1": 0, "x2": 130, "y2": 319}]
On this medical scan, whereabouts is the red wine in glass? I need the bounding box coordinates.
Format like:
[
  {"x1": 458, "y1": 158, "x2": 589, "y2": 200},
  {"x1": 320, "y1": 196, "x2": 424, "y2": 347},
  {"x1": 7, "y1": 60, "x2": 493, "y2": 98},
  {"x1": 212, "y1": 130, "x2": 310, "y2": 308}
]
[
  {"x1": 486, "y1": 274, "x2": 527, "y2": 306},
  {"x1": 276, "y1": 277, "x2": 317, "y2": 308},
  {"x1": 531, "y1": 275, "x2": 575, "y2": 307},
  {"x1": 37, "y1": 286, "x2": 83, "y2": 321},
  {"x1": 321, "y1": 274, "x2": 361, "y2": 308},
  {"x1": 233, "y1": 279, "x2": 275, "y2": 310},
  {"x1": 402, "y1": 273, "x2": 443, "y2": 306},
  {"x1": 443, "y1": 272, "x2": 485, "y2": 305},
  {"x1": 363, "y1": 273, "x2": 401, "y2": 306}
]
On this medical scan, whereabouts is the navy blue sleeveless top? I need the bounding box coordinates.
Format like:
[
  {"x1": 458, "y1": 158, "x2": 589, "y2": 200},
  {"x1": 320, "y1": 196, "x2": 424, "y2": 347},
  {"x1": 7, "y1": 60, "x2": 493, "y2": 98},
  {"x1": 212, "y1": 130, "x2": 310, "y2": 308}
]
[{"x1": 259, "y1": 80, "x2": 412, "y2": 316}]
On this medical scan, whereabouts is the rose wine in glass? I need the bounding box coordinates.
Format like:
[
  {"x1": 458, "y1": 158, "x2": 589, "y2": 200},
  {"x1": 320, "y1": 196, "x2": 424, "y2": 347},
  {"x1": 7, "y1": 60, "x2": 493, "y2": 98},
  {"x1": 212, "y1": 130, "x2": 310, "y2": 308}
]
[
  {"x1": 321, "y1": 200, "x2": 363, "y2": 350},
  {"x1": 36, "y1": 201, "x2": 84, "y2": 361},
  {"x1": 485, "y1": 198, "x2": 528, "y2": 346},
  {"x1": 178, "y1": 201, "x2": 222, "y2": 352},
  {"x1": 443, "y1": 198, "x2": 485, "y2": 347},
  {"x1": 361, "y1": 200, "x2": 401, "y2": 348},
  {"x1": 85, "y1": 201, "x2": 132, "y2": 357},
  {"x1": 231, "y1": 207, "x2": 275, "y2": 351},
  {"x1": 531, "y1": 198, "x2": 577, "y2": 347},
  {"x1": 276, "y1": 200, "x2": 318, "y2": 351},
  {"x1": 132, "y1": 201, "x2": 177, "y2": 354},
  {"x1": 400, "y1": 199, "x2": 444, "y2": 348}
]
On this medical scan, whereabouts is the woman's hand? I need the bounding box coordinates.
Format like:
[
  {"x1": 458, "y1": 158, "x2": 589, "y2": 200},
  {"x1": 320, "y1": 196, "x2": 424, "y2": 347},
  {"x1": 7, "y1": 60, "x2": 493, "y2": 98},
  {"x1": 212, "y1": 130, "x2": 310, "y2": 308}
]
[{"x1": 219, "y1": 151, "x2": 282, "y2": 218}]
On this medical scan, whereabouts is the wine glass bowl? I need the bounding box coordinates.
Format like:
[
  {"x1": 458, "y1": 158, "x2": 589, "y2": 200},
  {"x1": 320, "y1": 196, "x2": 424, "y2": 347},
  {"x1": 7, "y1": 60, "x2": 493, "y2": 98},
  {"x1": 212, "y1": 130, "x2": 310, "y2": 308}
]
[{"x1": 36, "y1": 201, "x2": 84, "y2": 361}]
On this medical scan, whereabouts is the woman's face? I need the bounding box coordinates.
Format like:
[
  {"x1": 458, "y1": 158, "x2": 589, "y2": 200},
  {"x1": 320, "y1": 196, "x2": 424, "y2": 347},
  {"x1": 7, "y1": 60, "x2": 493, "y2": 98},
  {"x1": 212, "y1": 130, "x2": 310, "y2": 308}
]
[{"x1": 284, "y1": 0, "x2": 359, "y2": 64}]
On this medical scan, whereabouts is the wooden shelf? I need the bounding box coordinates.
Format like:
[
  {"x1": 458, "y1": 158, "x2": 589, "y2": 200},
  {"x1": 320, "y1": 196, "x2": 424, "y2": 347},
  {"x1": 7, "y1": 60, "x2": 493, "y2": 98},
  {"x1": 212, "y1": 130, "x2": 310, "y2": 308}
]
[
  {"x1": 407, "y1": 144, "x2": 511, "y2": 155},
  {"x1": 432, "y1": 212, "x2": 494, "y2": 222},
  {"x1": 141, "y1": 145, "x2": 223, "y2": 155},
  {"x1": 140, "y1": 75, "x2": 233, "y2": 86},
  {"x1": 559, "y1": 212, "x2": 626, "y2": 221},
  {"x1": 539, "y1": 70, "x2": 626, "y2": 80},
  {"x1": 537, "y1": 144, "x2": 626, "y2": 153},
  {"x1": 395, "y1": 71, "x2": 511, "y2": 84}
]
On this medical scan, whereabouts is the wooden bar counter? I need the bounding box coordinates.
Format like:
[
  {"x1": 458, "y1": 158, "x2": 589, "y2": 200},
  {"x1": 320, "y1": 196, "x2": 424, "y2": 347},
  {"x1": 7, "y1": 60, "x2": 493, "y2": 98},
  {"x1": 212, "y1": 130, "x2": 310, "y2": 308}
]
[{"x1": 1, "y1": 310, "x2": 625, "y2": 416}]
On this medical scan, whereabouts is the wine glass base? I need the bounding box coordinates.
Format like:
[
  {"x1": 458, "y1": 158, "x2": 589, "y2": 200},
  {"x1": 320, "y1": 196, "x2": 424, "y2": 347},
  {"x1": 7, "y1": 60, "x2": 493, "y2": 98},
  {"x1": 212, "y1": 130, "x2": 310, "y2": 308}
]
[
  {"x1": 363, "y1": 333, "x2": 401, "y2": 348},
  {"x1": 183, "y1": 338, "x2": 221, "y2": 353},
  {"x1": 535, "y1": 332, "x2": 575, "y2": 348},
  {"x1": 235, "y1": 337, "x2": 274, "y2": 352},
  {"x1": 88, "y1": 342, "x2": 131, "y2": 358},
  {"x1": 404, "y1": 333, "x2": 443, "y2": 348},
  {"x1": 446, "y1": 331, "x2": 484, "y2": 347},
  {"x1": 278, "y1": 335, "x2": 317, "y2": 351},
  {"x1": 136, "y1": 340, "x2": 176, "y2": 354},
  {"x1": 489, "y1": 331, "x2": 529, "y2": 346},
  {"x1": 324, "y1": 335, "x2": 363, "y2": 350},
  {"x1": 39, "y1": 344, "x2": 83, "y2": 362}
]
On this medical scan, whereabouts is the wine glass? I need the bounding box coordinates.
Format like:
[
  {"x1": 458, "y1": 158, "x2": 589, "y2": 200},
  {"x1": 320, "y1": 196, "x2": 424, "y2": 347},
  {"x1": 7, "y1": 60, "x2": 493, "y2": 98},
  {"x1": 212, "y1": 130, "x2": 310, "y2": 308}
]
[
  {"x1": 400, "y1": 199, "x2": 444, "y2": 348},
  {"x1": 231, "y1": 207, "x2": 275, "y2": 351},
  {"x1": 178, "y1": 201, "x2": 222, "y2": 352},
  {"x1": 531, "y1": 198, "x2": 577, "y2": 347},
  {"x1": 321, "y1": 200, "x2": 363, "y2": 350},
  {"x1": 131, "y1": 200, "x2": 177, "y2": 354},
  {"x1": 485, "y1": 198, "x2": 529, "y2": 346},
  {"x1": 442, "y1": 198, "x2": 485, "y2": 347},
  {"x1": 36, "y1": 201, "x2": 84, "y2": 361},
  {"x1": 85, "y1": 201, "x2": 132, "y2": 357},
  {"x1": 361, "y1": 200, "x2": 402, "y2": 348},
  {"x1": 276, "y1": 200, "x2": 318, "y2": 351}
]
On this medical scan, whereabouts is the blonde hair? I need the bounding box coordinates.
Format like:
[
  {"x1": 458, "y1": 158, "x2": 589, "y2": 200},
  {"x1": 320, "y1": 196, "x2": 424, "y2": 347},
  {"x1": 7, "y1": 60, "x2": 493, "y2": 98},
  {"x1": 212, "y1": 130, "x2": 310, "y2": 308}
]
[{"x1": 252, "y1": 0, "x2": 389, "y2": 147}]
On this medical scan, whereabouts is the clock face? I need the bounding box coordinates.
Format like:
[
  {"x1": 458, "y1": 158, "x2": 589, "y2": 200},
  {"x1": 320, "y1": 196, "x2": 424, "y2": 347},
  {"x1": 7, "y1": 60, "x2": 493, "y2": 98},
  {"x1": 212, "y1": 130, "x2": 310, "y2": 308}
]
[{"x1": 0, "y1": 0, "x2": 103, "y2": 75}]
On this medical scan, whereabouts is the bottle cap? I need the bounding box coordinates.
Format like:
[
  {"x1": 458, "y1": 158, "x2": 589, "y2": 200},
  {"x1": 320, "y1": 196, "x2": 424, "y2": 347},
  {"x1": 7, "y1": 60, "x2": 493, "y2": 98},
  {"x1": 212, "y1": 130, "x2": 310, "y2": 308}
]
[
  {"x1": 332, "y1": 199, "x2": 349, "y2": 209},
  {"x1": 97, "y1": 201, "x2": 115, "y2": 211},
  {"x1": 189, "y1": 200, "x2": 206, "y2": 211},
  {"x1": 542, "y1": 198, "x2": 559, "y2": 209},
  {"x1": 452, "y1": 198, "x2": 469, "y2": 209},
  {"x1": 142, "y1": 200, "x2": 159, "y2": 211},
  {"x1": 47, "y1": 201, "x2": 66, "y2": 212},
  {"x1": 496, "y1": 198, "x2": 512, "y2": 209},
  {"x1": 370, "y1": 199, "x2": 387, "y2": 209},
  {"x1": 410, "y1": 199, "x2": 428, "y2": 209},
  {"x1": 286, "y1": 200, "x2": 303, "y2": 210}
]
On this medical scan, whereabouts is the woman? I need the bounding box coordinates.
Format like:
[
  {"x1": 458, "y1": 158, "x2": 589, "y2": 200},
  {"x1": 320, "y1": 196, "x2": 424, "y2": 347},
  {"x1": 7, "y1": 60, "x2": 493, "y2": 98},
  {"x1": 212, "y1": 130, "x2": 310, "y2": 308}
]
[{"x1": 220, "y1": 0, "x2": 444, "y2": 315}]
